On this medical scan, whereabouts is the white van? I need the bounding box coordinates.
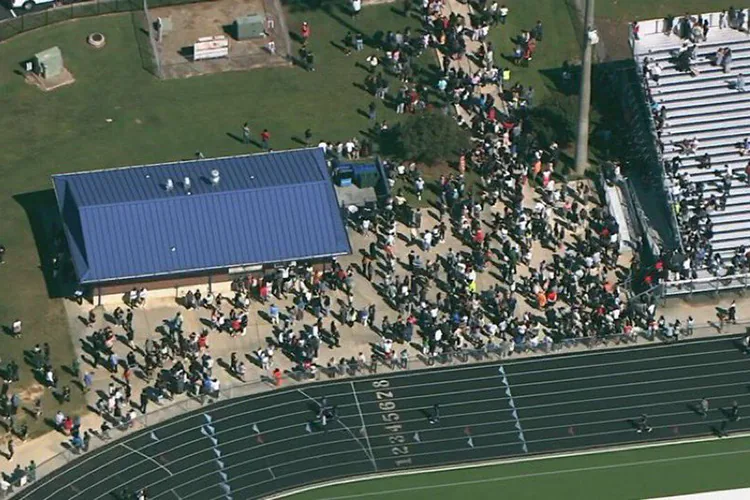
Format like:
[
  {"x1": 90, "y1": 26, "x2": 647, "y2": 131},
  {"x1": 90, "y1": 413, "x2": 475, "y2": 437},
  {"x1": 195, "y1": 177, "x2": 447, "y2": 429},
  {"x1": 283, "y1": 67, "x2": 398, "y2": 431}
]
[{"x1": 10, "y1": 0, "x2": 56, "y2": 10}]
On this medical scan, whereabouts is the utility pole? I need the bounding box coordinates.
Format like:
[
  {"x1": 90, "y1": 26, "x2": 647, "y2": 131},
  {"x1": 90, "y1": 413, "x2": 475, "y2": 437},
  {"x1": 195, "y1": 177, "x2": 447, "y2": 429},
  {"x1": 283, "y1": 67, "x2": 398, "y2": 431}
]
[{"x1": 574, "y1": 0, "x2": 596, "y2": 176}]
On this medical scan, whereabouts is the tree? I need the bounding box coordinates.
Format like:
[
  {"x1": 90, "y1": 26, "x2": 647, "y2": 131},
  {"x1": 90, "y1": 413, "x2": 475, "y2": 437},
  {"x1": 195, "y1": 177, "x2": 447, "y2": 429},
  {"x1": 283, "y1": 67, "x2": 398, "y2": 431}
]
[{"x1": 394, "y1": 109, "x2": 471, "y2": 165}]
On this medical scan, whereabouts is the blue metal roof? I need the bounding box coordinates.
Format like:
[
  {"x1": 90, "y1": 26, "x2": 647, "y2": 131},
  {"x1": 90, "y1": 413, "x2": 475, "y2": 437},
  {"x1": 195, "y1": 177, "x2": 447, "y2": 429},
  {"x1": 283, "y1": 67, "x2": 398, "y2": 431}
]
[{"x1": 52, "y1": 148, "x2": 351, "y2": 284}]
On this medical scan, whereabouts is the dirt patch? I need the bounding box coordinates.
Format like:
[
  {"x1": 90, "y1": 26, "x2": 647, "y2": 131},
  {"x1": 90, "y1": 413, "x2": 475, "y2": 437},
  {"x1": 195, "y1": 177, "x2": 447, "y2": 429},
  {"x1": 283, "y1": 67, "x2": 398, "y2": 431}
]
[
  {"x1": 17, "y1": 383, "x2": 45, "y2": 403},
  {"x1": 151, "y1": 0, "x2": 292, "y2": 79}
]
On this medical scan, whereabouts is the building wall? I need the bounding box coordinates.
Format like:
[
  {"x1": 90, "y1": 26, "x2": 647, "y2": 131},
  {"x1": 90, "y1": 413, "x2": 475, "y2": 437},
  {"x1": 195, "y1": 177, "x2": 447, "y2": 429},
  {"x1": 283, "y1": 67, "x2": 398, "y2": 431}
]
[{"x1": 93, "y1": 259, "x2": 334, "y2": 306}]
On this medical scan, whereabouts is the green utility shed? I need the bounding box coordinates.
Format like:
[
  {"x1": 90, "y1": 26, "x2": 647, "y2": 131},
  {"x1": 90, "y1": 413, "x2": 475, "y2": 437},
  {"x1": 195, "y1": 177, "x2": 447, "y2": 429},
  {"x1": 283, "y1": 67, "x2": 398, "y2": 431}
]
[
  {"x1": 34, "y1": 46, "x2": 64, "y2": 79},
  {"x1": 233, "y1": 14, "x2": 265, "y2": 40}
]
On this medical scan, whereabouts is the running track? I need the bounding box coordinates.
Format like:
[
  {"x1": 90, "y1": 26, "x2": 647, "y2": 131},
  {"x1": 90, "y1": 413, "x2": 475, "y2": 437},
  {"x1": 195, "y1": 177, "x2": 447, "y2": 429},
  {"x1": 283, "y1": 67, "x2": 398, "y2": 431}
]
[{"x1": 14, "y1": 336, "x2": 750, "y2": 500}]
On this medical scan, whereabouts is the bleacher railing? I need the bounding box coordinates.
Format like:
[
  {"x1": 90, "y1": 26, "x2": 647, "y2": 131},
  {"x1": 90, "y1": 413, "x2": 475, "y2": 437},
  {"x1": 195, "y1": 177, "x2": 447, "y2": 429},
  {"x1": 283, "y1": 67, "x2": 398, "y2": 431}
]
[{"x1": 663, "y1": 272, "x2": 750, "y2": 297}]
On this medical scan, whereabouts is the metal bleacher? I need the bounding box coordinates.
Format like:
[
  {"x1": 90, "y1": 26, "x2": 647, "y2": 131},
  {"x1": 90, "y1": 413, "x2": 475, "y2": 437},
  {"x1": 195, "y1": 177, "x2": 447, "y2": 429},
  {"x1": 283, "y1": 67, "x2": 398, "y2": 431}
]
[{"x1": 632, "y1": 11, "x2": 750, "y2": 296}]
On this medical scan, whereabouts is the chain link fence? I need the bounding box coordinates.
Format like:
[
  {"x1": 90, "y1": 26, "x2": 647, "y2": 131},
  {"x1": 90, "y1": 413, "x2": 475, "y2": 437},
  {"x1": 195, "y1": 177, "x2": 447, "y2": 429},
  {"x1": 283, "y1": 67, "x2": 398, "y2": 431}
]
[{"x1": 0, "y1": 0, "x2": 209, "y2": 44}]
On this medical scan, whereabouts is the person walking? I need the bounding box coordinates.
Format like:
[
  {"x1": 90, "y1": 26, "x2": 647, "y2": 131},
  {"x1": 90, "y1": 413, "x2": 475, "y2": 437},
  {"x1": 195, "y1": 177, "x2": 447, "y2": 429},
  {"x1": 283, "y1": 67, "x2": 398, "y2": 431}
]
[
  {"x1": 6, "y1": 439, "x2": 13, "y2": 462},
  {"x1": 728, "y1": 300, "x2": 737, "y2": 324},
  {"x1": 698, "y1": 397, "x2": 709, "y2": 419},
  {"x1": 428, "y1": 404, "x2": 440, "y2": 424},
  {"x1": 720, "y1": 401, "x2": 741, "y2": 437},
  {"x1": 140, "y1": 390, "x2": 149, "y2": 414},
  {"x1": 635, "y1": 414, "x2": 653, "y2": 433},
  {"x1": 304, "y1": 128, "x2": 313, "y2": 146}
]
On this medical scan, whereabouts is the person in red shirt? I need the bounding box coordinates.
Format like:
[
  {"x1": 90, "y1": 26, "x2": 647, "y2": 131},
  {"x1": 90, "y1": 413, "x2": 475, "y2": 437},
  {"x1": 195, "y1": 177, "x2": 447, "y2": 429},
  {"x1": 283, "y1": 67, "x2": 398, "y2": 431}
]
[
  {"x1": 301, "y1": 22, "x2": 311, "y2": 42},
  {"x1": 198, "y1": 331, "x2": 209, "y2": 350},
  {"x1": 63, "y1": 417, "x2": 73, "y2": 435},
  {"x1": 260, "y1": 129, "x2": 271, "y2": 150}
]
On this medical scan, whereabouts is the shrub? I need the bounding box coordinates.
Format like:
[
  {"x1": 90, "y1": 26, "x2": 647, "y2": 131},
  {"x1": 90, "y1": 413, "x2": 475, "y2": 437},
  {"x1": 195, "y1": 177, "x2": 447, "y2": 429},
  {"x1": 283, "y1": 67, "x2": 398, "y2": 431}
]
[{"x1": 393, "y1": 109, "x2": 472, "y2": 165}]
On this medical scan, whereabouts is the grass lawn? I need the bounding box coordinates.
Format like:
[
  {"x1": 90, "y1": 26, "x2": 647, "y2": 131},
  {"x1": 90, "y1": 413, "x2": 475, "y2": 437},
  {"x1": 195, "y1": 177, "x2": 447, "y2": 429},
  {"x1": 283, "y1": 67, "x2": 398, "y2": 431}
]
[
  {"x1": 286, "y1": 436, "x2": 750, "y2": 499},
  {"x1": 487, "y1": 0, "x2": 580, "y2": 103}
]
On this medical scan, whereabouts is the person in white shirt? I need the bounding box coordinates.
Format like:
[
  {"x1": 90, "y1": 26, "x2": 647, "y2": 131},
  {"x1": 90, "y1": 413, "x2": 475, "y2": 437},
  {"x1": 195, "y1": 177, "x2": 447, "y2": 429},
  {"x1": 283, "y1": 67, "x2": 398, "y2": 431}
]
[{"x1": 498, "y1": 4, "x2": 509, "y2": 24}]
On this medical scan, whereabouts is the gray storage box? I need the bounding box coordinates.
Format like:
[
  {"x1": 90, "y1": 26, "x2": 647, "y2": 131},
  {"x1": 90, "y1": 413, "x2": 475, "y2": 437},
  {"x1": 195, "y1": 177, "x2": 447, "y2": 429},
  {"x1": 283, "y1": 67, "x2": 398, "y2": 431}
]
[
  {"x1": 234, "y1": 14, "x2": 265, "y2": 40},
  {"x1": 34, "y1": 46, "x2": 64, "y2": 79}
]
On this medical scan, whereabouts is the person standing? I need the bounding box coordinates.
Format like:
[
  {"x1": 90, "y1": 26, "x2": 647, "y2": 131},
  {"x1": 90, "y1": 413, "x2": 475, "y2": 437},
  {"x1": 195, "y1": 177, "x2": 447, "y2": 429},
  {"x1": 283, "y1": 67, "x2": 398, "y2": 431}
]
[
  {"x1": 0, "y1": 244, "x2": 5, "y2": 264},
  {"x1": 260, "y1": 129, "x2": 271, "y2": 151},
  {"x1": 27, "y1": 460, "x2": 36, "y2": 482},
  {"x1": 368, "y1": 101, "x2": 377, "y2": 121},
  {"x1": 350, "y1": 0, "x2": 361, "y2": 19},
  {"x1": 83, "y1": 431, "x2": 91, "y2": 452},
  {"x1": 6, "y1": 438, "x2": 13, "y2": 462},
  {"x1": 83, "y1": 372, "x2": 93, "y2": 394},
  {"x1": 242, "y1": 122, "x2": 251, "y2": 144},
  {"x1": 300, "y1": 21, "x2": 311, "y2": 43},
  {"x1": 11, "y1": 319, "x2": 21, "y2": 338},
  {"x1": 306, "y1": 50, "x2": 315, "y2": 72},
  {"x1": 304, "y1": 128, "x2": 313, "y2": 146},
  {"x1": 498, "y1": 4, "x2": 508, "y2": 24}
]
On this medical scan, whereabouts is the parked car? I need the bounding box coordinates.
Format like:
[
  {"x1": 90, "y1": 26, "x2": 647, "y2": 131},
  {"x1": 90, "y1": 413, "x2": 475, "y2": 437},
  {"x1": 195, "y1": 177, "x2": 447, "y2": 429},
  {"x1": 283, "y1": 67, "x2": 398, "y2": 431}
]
[{"x1": 10, "y1": 0, "x2": 55, "y2": 11}]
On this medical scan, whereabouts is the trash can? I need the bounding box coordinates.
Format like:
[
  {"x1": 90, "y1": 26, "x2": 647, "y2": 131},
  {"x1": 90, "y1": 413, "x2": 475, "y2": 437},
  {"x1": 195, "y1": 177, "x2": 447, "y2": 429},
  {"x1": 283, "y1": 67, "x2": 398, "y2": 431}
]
[{"x1": 335, "y1": 165, "x2": 354, "y2": 187}]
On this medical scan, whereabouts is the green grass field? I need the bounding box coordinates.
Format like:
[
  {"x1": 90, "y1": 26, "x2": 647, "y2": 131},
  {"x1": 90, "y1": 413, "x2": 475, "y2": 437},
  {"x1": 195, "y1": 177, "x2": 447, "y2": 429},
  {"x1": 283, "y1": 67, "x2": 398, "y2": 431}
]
[{"x1": 286, "y1": 436, "x2": 750, "y2": 499}]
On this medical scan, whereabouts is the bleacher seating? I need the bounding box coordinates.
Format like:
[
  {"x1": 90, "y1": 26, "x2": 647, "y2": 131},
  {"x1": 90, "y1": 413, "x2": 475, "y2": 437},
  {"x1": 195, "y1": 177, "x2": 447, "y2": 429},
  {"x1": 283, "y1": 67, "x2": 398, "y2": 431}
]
[{"x1": 633, "y1": 11, "x2": 750, "y2": 294}]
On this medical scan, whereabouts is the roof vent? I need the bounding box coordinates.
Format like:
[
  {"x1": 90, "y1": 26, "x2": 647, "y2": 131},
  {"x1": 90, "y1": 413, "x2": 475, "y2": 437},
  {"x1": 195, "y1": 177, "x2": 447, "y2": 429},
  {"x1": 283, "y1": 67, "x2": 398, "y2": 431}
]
[
  {"x1": 211, "y1": 169, "x2": 220, "y2": 185},
  {"x1": 165, "y1": 178, "x2": 174, "y2": 191},
  {"x1": 183, "y1": 176, "x2": 192, "y2": 192}
]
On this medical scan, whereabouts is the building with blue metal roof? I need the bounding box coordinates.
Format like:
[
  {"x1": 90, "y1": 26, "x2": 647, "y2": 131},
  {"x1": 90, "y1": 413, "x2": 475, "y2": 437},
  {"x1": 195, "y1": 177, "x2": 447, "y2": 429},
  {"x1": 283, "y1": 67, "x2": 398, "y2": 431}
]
[{"x1": 52, "y1": 148, "x2": 351, "y2": 297}]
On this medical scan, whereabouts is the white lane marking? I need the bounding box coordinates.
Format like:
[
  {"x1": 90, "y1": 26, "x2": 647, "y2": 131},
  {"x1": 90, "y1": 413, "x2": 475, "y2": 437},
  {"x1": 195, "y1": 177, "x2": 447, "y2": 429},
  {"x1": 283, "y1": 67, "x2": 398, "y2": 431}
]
[
  {"x1": 296, "y1": 388, "x2": 377, "y2": 471},
  {"x1": 351, "y1": 382, "x2": 378, "y2": 471},
  {"x1": 120, "y1": 444, "x2": 173, "y2": 477}
]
